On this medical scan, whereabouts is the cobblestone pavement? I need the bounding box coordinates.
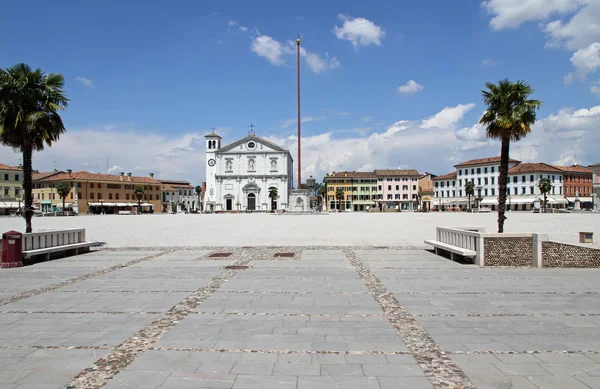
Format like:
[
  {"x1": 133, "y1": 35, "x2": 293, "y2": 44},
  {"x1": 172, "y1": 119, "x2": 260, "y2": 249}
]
[{"x1": 1, "y1": 248, "x2": 600, "y2": 388}]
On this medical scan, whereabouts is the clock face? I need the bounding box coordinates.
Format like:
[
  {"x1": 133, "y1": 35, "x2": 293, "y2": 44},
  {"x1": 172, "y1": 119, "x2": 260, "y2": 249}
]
[{"x1": 208, "y1": 159, "x2": 216, "y2": 167}]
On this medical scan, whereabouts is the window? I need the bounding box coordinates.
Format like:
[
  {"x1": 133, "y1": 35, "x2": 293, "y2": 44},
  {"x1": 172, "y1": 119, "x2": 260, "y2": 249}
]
[
  {"x1": 491, "y1": 177, "x2": 495, "y2": 185},
  {"x1": 41, "y1": 193, "x2": 44, "y2": 199},
  {"x1": 477, "y1": 168, "x2": 481, "y2": 174},
  {"x1": 484, "y1": 177, "x2": 488, "y2": 185},
  {"x1": 552, "y1": 175, "x2": 555, "y2": 182},
  {"x1": 458, "y1": 179, "x2": 462, "y2": 186},
  {"x1": 3, "y1": 174, "x2": 8, "y2": 180},
  {"x1": 514, "y1": 188, "x2": 518, "y2": 195},
  {"x1": 530, "y1": 175, "x2": 534, "y2": 182},
  {"x1": 77, "y1": 182, "x2": 81, "y2": 188},
  {"x1": 90, "y1": 193, "x2": 94, "y2": 199},
  {"x1": 388, "y1": 185, "x2": 391, "y2": 190},
  {"x1": 156, "y1": 194, "x2": 159, "y2": 200},
  {"x1": 395, "y1": 194, "x2": 400, "y2": 199},
  {"x1": 521, "y1": 187, "x2": 526, "y2": 194},
  {"x1": 560, "y1": 187, "x2": 562, "y2": 194},
  {"x1": 70, "y1": 192, "x2": 73, "y2": 199},
  {"x1": 37, "y1": 193, "x2": 40, "y2": 199},
  {"x1": 412, "y1": 185, "x2": 416, "y2": 190},
  {"x1": 395, "y1": 185, "x2": 399, "y2": 190},
  {"x1": 14, "y1": 188, "x2": 19, "y2": 196},
  {"x1": 434, "y1": 182, "x2": 438, "y2": 188},
  {"x1": 52, "y1": 193, "x2": 56, "y2": 200},
  {"x1": 471, "y1": 169, "x2": 474, "y2": 175},
  {"x1": 530, "y1": 187, "x2": 534, "y2": 194},
  {"x1": 446, "y1": 190, "x2": 450, "y2": 197},
  {"x1": 459, "y1": 190, "x2": 462, "y2": 196},
  {"x1": 126, "y1": 194, "x2": 130, "y2": 200},
  {"x1": 144, "y1": 195, "x2": 147, "y2": 200},
  {"x1": 378, "y1": 185, "x2": 382, "y2": 191},
  {"x1": 491, "y1": 166, "x2": 495, "y2": 173},
  {"x1": 403, "y1": 194, "x2": 409, "y2": 199},
  {"x1": 109, "y1": 193, "x2": 113, "y2": 200},
  {"x1": 403, "y1": 185, "x2": 408, "y2": 190},
  {"x1": 98, "y1": 192, "x2": 101, "y2": 200},
  {"x1": 116, "y1": 193, "x2": 119, "y2": 200},
  {"x1": 522, "y1": 176, "x2": 526, "y2": 183},
  {"x1": 484, "y1": 189, "x2": 488, "y2": 196},
  {"x1": 513, "y1": 177, "x2": 518, "y2": 183},
  {"x1": 98, "y1": 183, "x2": 102, "y2": 188},
  {"x1": 491, "y1": 188, "x2": 495, "y2": 196},
  {"x1": 484, "y1": 167, "x2": 488, "y2": 173},
  {"x1": 552, "y1": 187, "x2": 555, "y2": 194},
  {"x1": 435, "y1": 191, "x2": 438, "y2": 197},
  {"x1": 452, "y1": 191, "x2": 456, "y2": 197},
  {"x1": 14, "y1": 174, "x2": 19, "y2": 181},
  {"x1": 477, "y1": 178, "x2": 481, "y2": 185},
  {"x1": 458, "y1": 170, "x2": 462, "y2": 176},
  {"x1": 387, "y1": 194, "x2": 392, "y2": 200},
  {"x1": 91, "y1": 183, "x2": 94, "y2": 188}
]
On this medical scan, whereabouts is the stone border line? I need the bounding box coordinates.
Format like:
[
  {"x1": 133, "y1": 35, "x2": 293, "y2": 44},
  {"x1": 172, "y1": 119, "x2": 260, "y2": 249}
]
[
  {"x1": 190, "y1": 311, "x2": 385, "y2": 318},
  {"x1": 445, "y1": 350, "x2": 600, "y2": 355},
  {"x1": 343, "y1": 248, "x2": 476, "y2": 389},
  {"x1": 219, "y1": 290, "x2": 370, "y2": 295},
  {"x1": 0, "y1": 345, "x2": 112, "y2": 350},
  {"x1": 0, "y1": 251, "x2": 170, "y2": 307},
  {"x1": 149, "y1": 347, "x2": 412, "y2": 355},
  {"x1": 415, "y1": 313, "x2": 600, "y2": 318},
  {"x1": 0, "y1": 310, "x2": 163, "y2": 315},
  {"x1": 393, "y1": 291, "x2": 600, "y2": 295},
  {"x1": 65, "y1": 249, "x2": 260, "y2": 389}
]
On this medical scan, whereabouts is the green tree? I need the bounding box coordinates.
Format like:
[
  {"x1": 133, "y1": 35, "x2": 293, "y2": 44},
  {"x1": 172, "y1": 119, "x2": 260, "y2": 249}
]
[
  {"x1": 538, "y1": 178, "x2": 553, "y2": 214},
  {"x1": 268, "y1": 186, "x2": 278, "y2": 211},
  {"x1": 133, "y1": 185, "x2": 144, "y2": 214},
  {"x1": 465, "y1": 180, "x2": 475, "y2": 211},
  {"x1": 0, "y1": 63, "x2": 69, "y2": 232},
  {"x1": 317, "y1": 185, "x2": 325, "y2": 207},
  {"x1": 335, "y1": 187, "x2": 345, "y2": 211},
  {"x1": 195, "y1": 185, "x2": 202, "y2": 210},
  {"x1": 480, "y1": 79, "x2": 542, "y2": 232},
  {"x1": 55, "y1": 181, "x2": 71, "y2": 216}
]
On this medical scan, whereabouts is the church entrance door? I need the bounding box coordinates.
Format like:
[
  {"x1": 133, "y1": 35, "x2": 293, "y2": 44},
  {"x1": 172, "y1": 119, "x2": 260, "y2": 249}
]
[
  {"x1": 226, "y1": 198, "x2": 232, "y2": 211},
  {"x1": 247, "y1": 193, "x2": 256, "y2": 210}
]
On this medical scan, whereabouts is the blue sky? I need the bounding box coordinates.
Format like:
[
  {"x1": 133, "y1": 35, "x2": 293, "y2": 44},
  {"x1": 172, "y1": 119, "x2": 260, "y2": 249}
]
[{"x1": 1, "y1": 0, "x2": 599, "y2": 184}]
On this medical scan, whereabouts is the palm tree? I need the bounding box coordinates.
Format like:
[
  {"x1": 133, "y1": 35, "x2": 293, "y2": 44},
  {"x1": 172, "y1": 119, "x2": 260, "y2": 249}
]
[
  {"x1": 480, "y1": 79, "x2": 542, "y2": 232},
  {"x1": 55, "y1": 182, "x2": 71, "y2": 216},
  {"x1": 317, "y1": 185, "x2": 325, "y2": 209},
  {"x1": 268, "y1": 186, "x2": 278, "y2": 211},
  {"x1": 195, "y1": 185, "x2": 202, "y2": 211},
  {"x1": 335, "y1": 187, "x2": 345, "y2": 211},
  {"x1": 465, "y1": 180, "x2": 475, "y2": 211},
  {"x1": 0, "y1": 63, "x2": 69, "y2": 232},
  {"x1": 133, "y1": 185, "x2": 144, "y2": 214},
  {"x1": 538, "y1": 178, "x2": 552, "y2": 213}
]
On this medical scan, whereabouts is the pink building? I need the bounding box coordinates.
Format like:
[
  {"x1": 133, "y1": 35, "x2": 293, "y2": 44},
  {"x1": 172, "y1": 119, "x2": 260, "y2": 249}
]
[{"x1": 375, "y1": 169, "x2": 420, "y2": 210}]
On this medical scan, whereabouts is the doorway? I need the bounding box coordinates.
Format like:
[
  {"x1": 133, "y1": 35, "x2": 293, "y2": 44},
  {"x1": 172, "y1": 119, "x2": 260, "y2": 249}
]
[
  {"x1": 226, "y1": 198, "x2": 232, "y2": 211},
  {"x1": 247, "y1": 193, "x2": 256, "y2": 210}
]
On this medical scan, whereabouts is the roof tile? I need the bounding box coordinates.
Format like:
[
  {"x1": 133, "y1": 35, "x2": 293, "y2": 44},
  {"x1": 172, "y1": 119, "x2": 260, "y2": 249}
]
[
  {"x1": 48, "y1": 171, "x2": 161, "y2": 184},
  {"x1": 454, "y1": 156, "x2": 520, "y2": 168},
  {"x1": 508, "y1": 163, "x2": 564, "y2": 174}
]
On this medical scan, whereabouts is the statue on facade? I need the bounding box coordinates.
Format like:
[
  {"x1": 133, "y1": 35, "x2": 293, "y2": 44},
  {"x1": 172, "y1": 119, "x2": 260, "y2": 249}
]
[
  {"x1": 271, "y1": 159, "x2": 277, "y2": 170},
  {"x1": 248, "y1": 159, "x2": 255, "y2": 170},
  {"x1": 226, "y1": 160, "x2": 233, "y2": 171}
]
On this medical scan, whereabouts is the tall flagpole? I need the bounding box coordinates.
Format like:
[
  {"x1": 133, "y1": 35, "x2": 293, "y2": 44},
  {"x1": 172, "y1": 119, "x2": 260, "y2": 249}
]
[{"x1": 296, "y1": 35, "x2": 301, "y2": 189}]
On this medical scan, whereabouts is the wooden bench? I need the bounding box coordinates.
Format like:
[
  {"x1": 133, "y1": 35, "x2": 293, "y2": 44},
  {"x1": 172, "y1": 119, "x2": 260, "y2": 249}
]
[
  {"x1": 424, "y1": 239, "x2": 476, "y2": 260},
  {"x1": 22, "y1": 229, "x2": 97, "y2": 261}
]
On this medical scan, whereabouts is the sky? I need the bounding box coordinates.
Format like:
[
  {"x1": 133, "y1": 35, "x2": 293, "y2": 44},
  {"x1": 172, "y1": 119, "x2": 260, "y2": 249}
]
[{"x1": 1, "y1": 0, "x2": 599, "y2": 185}]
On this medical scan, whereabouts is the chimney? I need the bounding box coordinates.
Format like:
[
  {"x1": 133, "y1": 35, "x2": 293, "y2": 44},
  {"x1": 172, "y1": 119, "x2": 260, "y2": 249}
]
[
  {"x1": 127, "y1": 172, "x2": 132, "y2": 181},
  {"x1": 149, "y1": 172, "x2": 154, "y2": 179},
  {"x1": 120, "y1": 172, "x2": 124, "y2": 181},
  {"x1": 67, "y1": 169, "x2": 72, "y2": 178}
]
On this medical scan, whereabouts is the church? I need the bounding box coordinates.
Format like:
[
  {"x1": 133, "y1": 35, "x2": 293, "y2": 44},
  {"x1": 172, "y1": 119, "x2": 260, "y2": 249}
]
[{"x1": 204, "y1": 131, "x2": 294, "y2": 212}]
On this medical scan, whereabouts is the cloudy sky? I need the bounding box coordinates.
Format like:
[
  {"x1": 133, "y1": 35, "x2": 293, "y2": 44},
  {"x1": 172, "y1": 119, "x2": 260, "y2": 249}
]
[{"x1": 1, "y1": 0, "x2": 599, "y2": 184}]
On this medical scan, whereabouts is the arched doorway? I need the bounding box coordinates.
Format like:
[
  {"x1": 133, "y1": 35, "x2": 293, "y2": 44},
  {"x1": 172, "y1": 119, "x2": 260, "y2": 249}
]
[{"x1": 247, "y1": 193, "x2": 256, "y2": 210}]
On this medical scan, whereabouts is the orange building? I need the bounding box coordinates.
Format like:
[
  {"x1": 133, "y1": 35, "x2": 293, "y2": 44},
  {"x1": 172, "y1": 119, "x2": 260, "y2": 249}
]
[
  {"x1": 555, "y1": 164, "x2": 593, "y2": 208},
  {"x1": 43, "y1": 170, "x2": 163, "y2": 214}
]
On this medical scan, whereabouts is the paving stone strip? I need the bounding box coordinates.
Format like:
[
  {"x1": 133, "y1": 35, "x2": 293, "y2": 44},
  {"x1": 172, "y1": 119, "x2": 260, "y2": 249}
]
[
  {"x1": 343, "y1": 248, "x2": 476, "y2": 389},
  {"x1": 65, "y1": 250, "x2": 255, "y2": 389},
  {"x1": 53, "y1": 289, "x2": 198, "y2": 293},
  {"x1": 0, "y1": 250, "x2": 170, "y2": 307},
  {"x1": 219, "y1": 290, "x2": 370, "y2": 295},
  {"x1": 149, "y1": 346, "x2": 413, "y2": 355},
  {"x1": 0, "y1": 310, "x2": 163, "y2": 315},
  {"x1": 445, "y1": 350, "x2": 600, "y2": 355},
  {"x1": 191, "y1": 311, "x2": 385, "y2": 317},
  {"x1": 394, "y1": 291, "x2": 600, "y2": 295},
  {"x1": 415, "y1": 312, "x2": 600, "y2": 318},
  {"x1": 0, "y1": 345, "x2": 112, "y2": 350}
]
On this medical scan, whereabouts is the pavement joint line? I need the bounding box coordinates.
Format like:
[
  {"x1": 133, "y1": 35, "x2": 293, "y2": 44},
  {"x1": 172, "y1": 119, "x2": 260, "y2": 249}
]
[
  {"x1": 65, "y1": 249, "x2": 255, "y2": 389},
  {"x1": 444, "y1": 350, "x2": 600, "y2": 355},
  {"x1": 343, "y1": 248, "x2": 476, "y2": 389},
  {"x1": 0, "y1": 310, "x2": 163, "y2": 315},
  {"x1": 414, "y1": 313, "x2": 600, "y2": 317},
  {"x1": 53, "y1": 289, "x2": 198, "y2": 293},
  {"x1": 0, "y1": 345, "x2": 113, "y2": 350},
  {"x1": 147, "y1": 347, "x2": 412, "y2": 355},
  {"x1": 218, "y1": 290, "x2": 370, "y2": 295},
  {"x1": 393, "y1": 291, "x2": 600, "y2": 295},
  {"x1": 0, "y1": 251, "x2": 172, "y2": 307},
  {"x1": 190, "y1": 311, "x2": 385, "y2": 317}
]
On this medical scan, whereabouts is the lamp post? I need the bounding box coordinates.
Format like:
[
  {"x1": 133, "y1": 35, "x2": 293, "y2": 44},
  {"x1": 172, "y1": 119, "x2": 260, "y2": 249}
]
[
  {"x1": 16, "y1": 196, "x2": 21, "y2": 215},
  {"x1": 99, "y1": 198, "x2": 104, "y2": 215}
]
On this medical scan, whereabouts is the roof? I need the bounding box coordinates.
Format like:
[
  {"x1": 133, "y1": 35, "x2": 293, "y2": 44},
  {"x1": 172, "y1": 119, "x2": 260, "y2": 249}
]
[
  {"x1": 432, "y1": 172, "x2": 457, "y2": 180},
  {"x1": 48, "y1": 171, "x2": 161, "y2": 184},
  {"x1": 205, "y1": 132, "x2": 222, "y2": 139},
  {"x1": 508, "y1": 163, "x2": 563, "y2": 174},
  {"x1": 419, "y1": 172, "x2": 437, "y2": 179},
  {"x1": 159, "y1": 179, "x2": 194, "y2": 189},
  {"x1": 32, "y1": 171, "x2": 64, "y2": 181},
  {"x1": 374, "y1": 169, "x2": 420, "y2": 176},
  {"x1": 217, "y1": 134, "x2": 291, "y2": 157},
  {"x1": 161, "y1": 184, "x2": 175, "y2": 191},
  {"x1": 325, "y1": 171, "x2": 377, "y2": 179},
  {"x1": 0, "y1": 163, "x2": 21, "y2": 171},
  {"x1": 554, "y1": 165, "x2": 593, "y2": 174},
  {"x1": 589, "y1": 162, "x2": 600, "y2": 167},
  {"x1": 454, "y1": 156, "x2": 520, "y2": 168}
]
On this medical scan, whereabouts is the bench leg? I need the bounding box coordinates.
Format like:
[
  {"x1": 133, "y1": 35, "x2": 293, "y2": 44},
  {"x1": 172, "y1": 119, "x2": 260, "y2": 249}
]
[
  {"x1": 45, "y1": 253, "x2": 50, "y2": 262},
  {"x1": 434, "y1": 247, "x2": 438, "y2": 256},
  {"x1": 451, "y1": 252, "x2": 456, "y2": 262}
]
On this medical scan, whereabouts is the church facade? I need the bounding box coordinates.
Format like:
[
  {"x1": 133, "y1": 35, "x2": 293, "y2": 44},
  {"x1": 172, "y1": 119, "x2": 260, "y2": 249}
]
[{"x1": 204, "y1": 132, "x2": 294, "y2": 212}]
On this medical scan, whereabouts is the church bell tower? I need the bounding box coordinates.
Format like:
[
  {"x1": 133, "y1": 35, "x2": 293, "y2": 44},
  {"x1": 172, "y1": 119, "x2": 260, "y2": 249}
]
[{"x1": 205, "y1": 132, "x2": 221, "y2": 211}]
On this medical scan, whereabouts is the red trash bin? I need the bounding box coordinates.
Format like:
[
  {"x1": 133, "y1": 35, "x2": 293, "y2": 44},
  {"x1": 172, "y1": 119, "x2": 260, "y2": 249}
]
[{"x1": 1, "y1": 230, "x2": 23, "y2": 268}]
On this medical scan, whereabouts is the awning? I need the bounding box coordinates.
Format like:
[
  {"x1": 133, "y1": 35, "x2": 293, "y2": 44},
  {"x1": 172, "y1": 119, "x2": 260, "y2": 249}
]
[
  {"x1": 88, "y1": 202, "x2": 154, "y2": 207},
  {"x1": 547, "y1": 197, "x2": 568, "y2": 205},
  {"x1": 0, "y1": 201, "x2": 19, "y2": 209},
  {"x1": 56, "y1": 203, "x2": 73, "y2": 208},
  {"x1": 508, "y1": 196, "x2": 539, "y2": 205},
  {"x1": 566, "y1": 197, "x2": 593, "y2": 203},
  {"x1": 480, "y1": 198, "x2": 498, "y2": 205}
]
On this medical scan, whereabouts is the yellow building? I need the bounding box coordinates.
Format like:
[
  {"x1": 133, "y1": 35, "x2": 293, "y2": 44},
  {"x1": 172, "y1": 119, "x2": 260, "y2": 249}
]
[
  {"x1": 32, "y1": 170, "x2": 66, "y2": 213},
  {"x1": 323, "y1": 171, "x2": 371, "y2": 211},
  {"x1": 0, "y1": 163, "x2": 23, "y2": 214},
  {"x1": 34, "y1": 170, "x2": 164, "y2": 214}
]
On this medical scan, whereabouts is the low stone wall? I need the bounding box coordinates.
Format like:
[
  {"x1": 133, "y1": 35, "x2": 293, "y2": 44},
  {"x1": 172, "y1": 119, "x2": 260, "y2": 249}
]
[
  {"x1": 484, "y1": 236, "x2": 533, "y2": 267},
  {"x1": 542, "y1": 241, "x2": 600, "y2": 268}
]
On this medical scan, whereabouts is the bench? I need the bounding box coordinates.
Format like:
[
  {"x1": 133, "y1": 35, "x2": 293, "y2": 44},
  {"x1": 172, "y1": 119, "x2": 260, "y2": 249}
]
[
  {"x1": 22, "y1": 228, "x2": 97, "y2": 261},
  {"x1": 424, "y1": 239, "x2": 476, "y2": 260}
]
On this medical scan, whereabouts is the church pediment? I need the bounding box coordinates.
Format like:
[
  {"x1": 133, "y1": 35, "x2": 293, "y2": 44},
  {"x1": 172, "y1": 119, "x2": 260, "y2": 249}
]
[
  {"x1": 242, "y1": 182, "x2": 260, "y2": 190},
  {"x1": 217, "y1": 135, "x2": 290, "y2": 155}
]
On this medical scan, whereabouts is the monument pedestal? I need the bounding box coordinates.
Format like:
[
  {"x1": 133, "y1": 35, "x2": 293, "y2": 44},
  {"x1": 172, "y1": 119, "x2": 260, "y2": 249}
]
[{"x1": 288, "y1": 189, "x2": 311, "y2": 213}]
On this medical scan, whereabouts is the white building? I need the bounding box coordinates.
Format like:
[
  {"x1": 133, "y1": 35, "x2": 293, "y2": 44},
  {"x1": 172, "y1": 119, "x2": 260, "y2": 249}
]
[
  {"x1": 204, "y1": 132, "x2": 294, "y2": 212},
  {"x1": 160, "y1": 180, "x2": 199, "y2": 212},
  {"x1": 433, "y1": 157, "x2": 567, "y2": 211}
]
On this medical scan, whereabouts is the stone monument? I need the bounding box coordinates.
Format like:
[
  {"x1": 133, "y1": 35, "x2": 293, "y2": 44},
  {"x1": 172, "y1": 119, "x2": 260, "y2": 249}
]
[{"x1": 288, "y1": 189, "x2": 310, "y2": 213}]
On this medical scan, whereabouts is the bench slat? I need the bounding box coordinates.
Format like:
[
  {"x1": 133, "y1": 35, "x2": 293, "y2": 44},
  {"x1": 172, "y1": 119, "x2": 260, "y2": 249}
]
[
  {"x1": 22, "y1": 242, "x2": 97, "y2": 259},
  {"x1": 424, "y1": 240, "x2": 476, "y2": 257}
]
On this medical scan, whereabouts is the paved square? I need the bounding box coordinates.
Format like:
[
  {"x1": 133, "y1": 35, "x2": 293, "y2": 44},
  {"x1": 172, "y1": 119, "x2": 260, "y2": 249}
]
[{"x1": 1, "y1": 248, "x2": 600, "y2": 388}]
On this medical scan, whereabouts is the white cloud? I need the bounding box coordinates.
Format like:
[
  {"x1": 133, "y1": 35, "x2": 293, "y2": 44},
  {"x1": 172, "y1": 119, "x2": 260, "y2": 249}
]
[
  {"x1": 421, "y1": 103, "x2": 476, "y2": 129},
  {"x1": 250, "y1": 35, "x2": 290, "y2": 66},
  {"x1": 280, "y1": 116, "x2": 326, "y2": 129},
  {"x1": 396, "y1": 80, "x2": 424, "y2": 95},
  {"x1": 482, "y1": 0, "x2": 585, "y2": 30},
  {"x1": 334, "y1": 15, "x2": 385, "y2": 49},
  {"x1": 565, "y1": 42, "x2": 600, "y2": 83},
  {"x1": 482, "y1": 58, "x2": 497, "y2": 66},
  {"x1": 107, "y1": 165, "x2": 123, "y2": 174},
  {"x1": 543, "y1": 1, "x2": 600, "y2": 50},
  {"x1": 296, "y1": 45, "x2": 340, "y2": 74},
  {"x1": 591, "y1": 79, "x2": 600, "y2": 94},
  {"x1": 228, "y1": 20, "x2": 248, "y2": 32},
  {"x1": 228, "y1": 20, "x2": 237, "y2": 26},
  {"x1": 362, "y1": 116, "x2": 372, "y2": 123},
  {"x1": 75, "y1": 76, "x2": 95, "y2": 88}
]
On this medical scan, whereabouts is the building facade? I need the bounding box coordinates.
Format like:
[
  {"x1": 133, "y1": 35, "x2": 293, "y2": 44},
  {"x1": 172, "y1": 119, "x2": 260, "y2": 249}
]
[
  {"x1": 503, "y1": 163, "x2": 566, "y2": 211},
  {"x1": 323, "y1": 171, "x2": 377, "y2": 211},
  {"x1": 38, "y1": 170, "x2": 163, "y2": 214},
  {"x1": 375, "y1": 169, "x2": 420, "y2": 210},
  {"x1": 0, "y1": 163, "x2": 23, "y2": 214},
  {"x1": 159, "y1": 180, "x2": 197, "y2": 212},
  {"x1": 591, "y1": 162, "x2": 600, "y2": 210},
  {"x1": 418, "y1": 173, "x2": 436, "y2": 211},
  {"x1": 32, "y1": 170, "x2": 65, "y2": 213},
  {"x1": 556, "y1": 165, "x2": 594, "y2": 209},
  {"x1": 204, "y1": 133, "x2": 294, "y2": 212}
]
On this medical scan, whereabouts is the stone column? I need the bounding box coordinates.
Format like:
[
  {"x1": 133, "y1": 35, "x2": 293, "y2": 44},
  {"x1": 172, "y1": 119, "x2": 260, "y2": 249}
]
[{"x1": 532, "y1": 233, "x2": 548, "y2": 268}]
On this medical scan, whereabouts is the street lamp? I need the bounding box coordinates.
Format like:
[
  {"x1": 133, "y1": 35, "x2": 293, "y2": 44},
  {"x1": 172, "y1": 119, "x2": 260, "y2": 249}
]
[
  {"x1": 16, "y1": 196, "x2": 21, "y2": 215},
  {"x1": 99, "y1": 198, "x2": 104, "y2": 215}
]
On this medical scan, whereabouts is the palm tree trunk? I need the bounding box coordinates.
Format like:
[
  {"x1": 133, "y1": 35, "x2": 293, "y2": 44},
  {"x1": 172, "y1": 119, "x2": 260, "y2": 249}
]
[
  {"x1": 62, "y1": 197, "x2": 66, "y2": 217},
  {"x1": 497, "y1": 137, "x2": 510, "y2": 233},
  {"x1": 544, "y1": 193, "x2": 547, "y2": 213},
  {"x1": 22, "y1": 143, "x2": 33, "y2": 233}
]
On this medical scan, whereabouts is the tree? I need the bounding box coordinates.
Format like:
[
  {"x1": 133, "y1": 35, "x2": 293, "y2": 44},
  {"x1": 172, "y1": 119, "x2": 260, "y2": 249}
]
[
  {"x1": 0, "y1": 63, "x2": 69, "y2": 232},
  {"x1": 465, "y1": 180, "x2": 475, "y2": 211},
  {"x1": 335, "y1": 187, "x2": 345, "y2": 211},
  {"x1": 55, "y1": 182, "x2": 71, "y2": 216},
  {"x1": 133, "y1": 185, "x2": 144, "y2": 214},
  {"x1": 268, "y1": 186, "x2": 278, "y2": 211},
  {"x1": 317, "y1": 185, "x2": 325, "y2": 207},
  {"x1": 538, "y1": 178, "x2": 552, "y2": 214},
  {"x1": 480, "y1": 79, "x2": 542, "y2": 232},
  {"x1": 195, "y1": 185, "x2": 202, "y2": 210}
]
